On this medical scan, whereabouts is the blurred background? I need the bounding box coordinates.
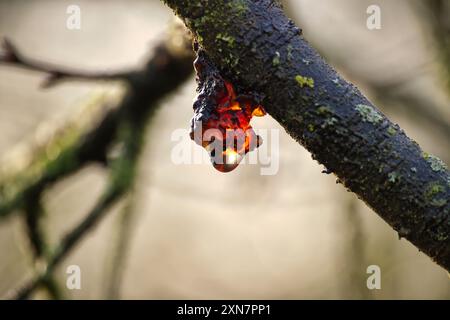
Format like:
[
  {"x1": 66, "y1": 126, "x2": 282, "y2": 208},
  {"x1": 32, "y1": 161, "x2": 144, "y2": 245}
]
[{"x1": 0, "y1": 0, "x2": 449, "y2": 299}]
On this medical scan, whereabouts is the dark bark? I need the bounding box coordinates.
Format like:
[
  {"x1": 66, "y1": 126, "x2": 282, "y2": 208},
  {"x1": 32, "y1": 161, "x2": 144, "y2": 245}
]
[
  {"x1": 162, "y1": 0, "x2": 450, "y2": 270},
  {"x1": 3, "y1": 35, "x2": 195, "y2": 299},
  {"x1": 0, "y1": 42, "x2": 194, "y2": 219}
]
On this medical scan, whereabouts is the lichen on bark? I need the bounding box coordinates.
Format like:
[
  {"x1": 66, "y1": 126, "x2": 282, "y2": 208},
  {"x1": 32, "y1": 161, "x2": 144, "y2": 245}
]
[{"x1": 162, "y1": 0, "x2": 450, "y2": 271}]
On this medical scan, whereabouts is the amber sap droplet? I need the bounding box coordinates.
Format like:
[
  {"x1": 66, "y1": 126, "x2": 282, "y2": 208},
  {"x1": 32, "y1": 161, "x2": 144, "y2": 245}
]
[
  {"x1": 201, "y1": 81, "x2": 266, "y2": 173},
  {"x1": 252, "y1": 106, "x2": 266, "y2": 117},
  {"x1": 211, "y1": 148, "x2": 242, "y2": 173}
]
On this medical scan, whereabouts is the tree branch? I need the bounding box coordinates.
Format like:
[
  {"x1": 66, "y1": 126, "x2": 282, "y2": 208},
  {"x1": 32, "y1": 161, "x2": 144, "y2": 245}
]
[
  {"x1": 103, "y1": 193, "x2": 138, "y2": 299},
  {"x1": 15, "y1": 121, "x2": 138, "y2": 299},
  {"x1": 0, "y1": 38, "x2": 135, "y2": 88},
  {"x1": 1, "y1": 22, "x2": 195, "y2": 298},
  {"x1": 0, "y1": 28, "x2": 194, "y2": 220},
  {"x1": 161, "y1": 0, "x2": 450, "y2": 270},
  {"x1": 416, "y1": 0, "x2": 450, "y2": 94}
]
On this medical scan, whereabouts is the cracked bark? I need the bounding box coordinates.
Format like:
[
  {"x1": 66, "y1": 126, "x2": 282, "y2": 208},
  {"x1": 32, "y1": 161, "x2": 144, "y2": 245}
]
[{"x1": 161, "y1": 0, "x2": 450, "y2": 271}]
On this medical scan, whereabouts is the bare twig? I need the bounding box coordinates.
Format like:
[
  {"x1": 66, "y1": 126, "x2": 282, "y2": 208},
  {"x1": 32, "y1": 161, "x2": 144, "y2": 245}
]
[
  {"x1": 103, "y1": 192, "x2": 139, "y2": 299},
  {"x1": 13, "y1": 177, "x2": 128, "y2": 299},
  {"x1": 41, "y1": 277, "x2": 65, "y2": 300},
  {"x1": 415, "y1": 0, "x2": 450, "y2": 93},
  {"x1": 23, "y1": 193, "x2": 47, "y2": 259},
  {"x1": 23, "y1": 188, "x2": 64, "y2": 300},
  {"x1": 337, "y1": 196, "x2": 371, "y2": 299},
  {"x1": 366, "y1": 77, "x2": 450, "y2": 144},
  {"x1": 0, "y1": 21, "x2": 194, "y2": 299},
  {"x1": 13, "y1": 109, "x2": 148, "y2": 300},
  {"x1": 0, "y1": 38, "x2": 135, "y2": 88}
]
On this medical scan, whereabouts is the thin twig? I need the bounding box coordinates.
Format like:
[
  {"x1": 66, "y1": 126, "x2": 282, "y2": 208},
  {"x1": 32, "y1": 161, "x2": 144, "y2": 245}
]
[
  {"x1": 103, "y1": 193, "x2": 139, "y2": 299},
  {"x1": 0, "y1": 38, "x2": 135, "y2": 88},
  {"x1": 41, "y1": 276, "x2": 65, "y2": 300},
  {"x1": 23, "y1": 186, "x2": 66, "y2": 299},
  {"x1": 337, "y1": 195, "x2": 371, "y2": 299},
  {"x1": 416, "y1": 0, "x2": 450, "y2": 93},
  {"x1": 12, "y1": 181, "x2": 126, "y2": 299},
  {"x1": 23, "y1": 192, "x2": 47, "y2": 259},
  {"x1": 12, "y1": 118, "x2": 145, "y2": 300}
]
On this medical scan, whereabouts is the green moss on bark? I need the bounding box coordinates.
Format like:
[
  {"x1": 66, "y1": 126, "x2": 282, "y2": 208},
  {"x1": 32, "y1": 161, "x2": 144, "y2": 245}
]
[{"x1": 162, "y1": 0, "x2": 450, "y2": 271}]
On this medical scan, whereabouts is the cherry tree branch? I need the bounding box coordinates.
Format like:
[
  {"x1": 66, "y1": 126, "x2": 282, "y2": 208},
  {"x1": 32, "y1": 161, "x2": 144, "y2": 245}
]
[{"x1": 161, "y1": 0, "x2": 450, "y2": 271}]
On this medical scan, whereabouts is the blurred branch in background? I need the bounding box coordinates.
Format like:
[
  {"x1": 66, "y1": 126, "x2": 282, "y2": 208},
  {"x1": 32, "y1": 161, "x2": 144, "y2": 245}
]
[
  {"x1": 0, "y1": 0, "x2": 448, "y2": 299},
  {"x1": 337, "y1": 196, "x2": 371, "y2": 299},
  {"x1": 23, "y1": 191, "x2": 64, "y2": 299},
  {"x1": 14, "y1": 114, "x2": 146, "y2": 299},
  {"x1": 414, "y1": 0, "x2": 450, "y2": 94},
  {"x1": 103, "y1": 192, "x2": 139, "y2": 299},
  {"x1": 363, "y1": 76, "x2": 450, "y2": 148},
  {"x1": 0, "y1": 21, "x2": 194, "y2": 299},
  {"x1": 354, "y1": 0, "x2": 450, "y2": 157},
  {"x1": 0, "y1": 38, "x2": 135, "y2": 88}
]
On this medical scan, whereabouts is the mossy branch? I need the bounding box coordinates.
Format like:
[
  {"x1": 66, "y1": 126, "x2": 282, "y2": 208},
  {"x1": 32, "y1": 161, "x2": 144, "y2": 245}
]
[
  {"x1": 1, "y1": 23, "x2": 194, "y2": 298},
  {"x1": 0, "y1": 26, "x2": 194, "y2": 220},
  {"x1": 161, "y1": 0, "x2": 450, "y2": 271},
  {"x1": 13, "y1": 116, "x2": 145, "y2": 300}
]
